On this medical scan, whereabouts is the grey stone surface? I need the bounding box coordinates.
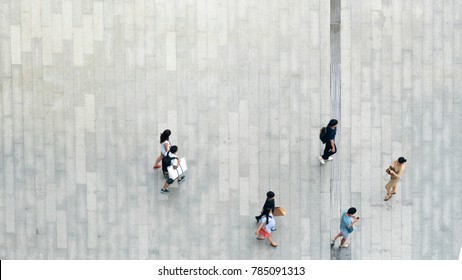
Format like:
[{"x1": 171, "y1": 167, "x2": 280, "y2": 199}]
[
  {"x1": 0, "y1": 0, "x2": 460, "y2": 260},
  {"x1": 340, "y1": 0, "x2": 462, "y2": 260}
]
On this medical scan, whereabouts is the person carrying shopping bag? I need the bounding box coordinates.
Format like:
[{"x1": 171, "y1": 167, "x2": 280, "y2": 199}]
[{"x1": 255, "y1": 208, "x2": 278, "y2": 247}]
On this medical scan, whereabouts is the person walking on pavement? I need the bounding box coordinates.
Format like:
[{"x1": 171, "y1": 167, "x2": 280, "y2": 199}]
[
  {"x1": 319, "y1": 119, "x2": 338, "y2": 165},
  {"x1": 153, "y1": 129, "x2": 171, "y2": 169},
  {"x1": 255, "y1": 191, "x2": 276, "y2": 222},
  {"x1": 160, "y1": 145, "x2": 185, "y2": 194},
  {"x1": 384, "y1": 157, "x2": 407, "y2": 201},
  {"x1": 255, "y1": 208, "x2": 278, "y2": 247},
  {"x1": 331, "y1": 207, "x2": 359, "y2": 248}
]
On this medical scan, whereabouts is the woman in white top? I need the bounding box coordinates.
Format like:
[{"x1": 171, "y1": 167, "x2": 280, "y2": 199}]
[
  {"x1": 153, "y1": 129, "x2": 171, "y2": 169},
  {"x1": 255, "y1": 208, "x2": 278, "y2": 247}
]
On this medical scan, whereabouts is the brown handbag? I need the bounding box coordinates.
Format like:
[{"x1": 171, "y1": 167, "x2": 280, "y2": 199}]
[
  {"x1": 386, "y1": 165, "x2": 394, "y2": 175},
  {"x1": 273, "y1": 207, "x2": 286, "y2": 217}
]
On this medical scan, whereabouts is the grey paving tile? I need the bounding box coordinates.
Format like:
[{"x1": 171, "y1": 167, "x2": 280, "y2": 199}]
[
  {"x1": 55, "y1": 172, "x2": 66, "y2": 211},
  {"x1": 76, "y1": 224, "x2": 88, "y2": 259},
  {"x1": 44, "y1": 145, "x2": 55, "y2": 184},
  {"x1": 138, "y1": 224, "x2": 148, "y2": 260},
  {"x1": 45, "y1": 184, "x2": 56, "y2": 224},
  {"x1": 107, "y1": 223, "x2": 118, "y2": 259},
  {"x1": 5, "y1": 193, "x2": 16, "y2": 233},
  {"x1": 6, "y1": 234, "x2": 16, "y2": 259},
  {"x1": 10, "y1": 25, "x2": 21, "y2": 65},
  {"x1": 1, "y1": 38, "x2": 12, "y2": 78},
  {"x1": 46, "y1": 221, "x2": 58, "y2": 259},
  {"x1": 87, "y1": 210, "x2": 97, "y2": 250},
  {"x1": 56, "y1": 210, "x2": 67, "y2": 249},
  {"x1": 0, "y1": 216, "x2": 5, "y2": 258}
]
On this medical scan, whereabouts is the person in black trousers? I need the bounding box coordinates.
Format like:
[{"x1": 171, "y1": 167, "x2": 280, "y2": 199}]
[
  {"x1": 255, "y1": 191, "x2": 275, "y2": 222},
  {"x1": 319, "y1": 119, "x2": 338, "y2": 165}
]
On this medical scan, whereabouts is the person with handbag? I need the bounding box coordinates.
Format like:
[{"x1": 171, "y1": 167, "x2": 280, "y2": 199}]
[
  {"x1": 255, "y1": 191, "x2": 276, "y2": 222},
  {"x1": 160, "y1": 145, "x2": 185, "y2": 194},
  {"x1": 330, "y1": 207, "x2": 359, "y2": 248},
  {"x1": 384, "y1": 157, "x2": 407, "y2": 201},
  {"x1": 255, "y1": 208, "x2": 278, "y2": 247},
  {"x1": 153, "y1": 129, "x2": 171, "y2": 169},
  {"x1": 319, "y1": 119, "x2": 338, "y2": 165}
]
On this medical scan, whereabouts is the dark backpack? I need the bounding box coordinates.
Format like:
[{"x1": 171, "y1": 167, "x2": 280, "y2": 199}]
[
  {"x1": 162, "y1": 151, "x2": 178, "y2": 172},
  {"x1": 319, "y1": 127, "x2": 328, "y2": 143}
]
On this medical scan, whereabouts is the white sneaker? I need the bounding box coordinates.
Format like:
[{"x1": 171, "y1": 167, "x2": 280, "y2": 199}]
[
  {"x1": 327, "y1": 156, "x2": 334, "y2": 161},
  {"x1": 339, "y1": 244, "x2": 349, "y2": 248},
  {"x1": 319, "y1": 156, "x2": 326, "y2": 165}
]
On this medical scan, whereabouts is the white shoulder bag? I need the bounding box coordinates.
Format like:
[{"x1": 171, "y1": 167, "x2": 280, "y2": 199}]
[{"x1": 167, "y1": 157, "x2": 188, "y2": 180}]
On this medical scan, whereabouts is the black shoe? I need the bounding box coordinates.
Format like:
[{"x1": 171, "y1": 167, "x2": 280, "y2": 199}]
[
  {"x1": 178, "y1": 176, "x2": 186, "y2": 184},
  {"x1": 255, "y1": 216, "x2": 260, "y2": 222},
  {"x1": 160, "y1": 188, "x2": 170, "y2": 194},
  {"x1": 271, "y1": 228, "x2": 277, "y2": 231}
]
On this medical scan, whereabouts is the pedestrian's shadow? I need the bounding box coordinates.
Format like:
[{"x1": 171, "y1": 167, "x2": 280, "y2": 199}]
[{"x1": 330, "y1": 245, "x2": 351, "y2": 260}]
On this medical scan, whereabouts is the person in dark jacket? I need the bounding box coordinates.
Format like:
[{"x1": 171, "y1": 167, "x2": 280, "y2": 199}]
[
  {"x1": 319, "y1": 119, "x2": 338, "y2": 165},
  {"x1": 255, "y1": 191, "x2": 275, "y2": 222}
]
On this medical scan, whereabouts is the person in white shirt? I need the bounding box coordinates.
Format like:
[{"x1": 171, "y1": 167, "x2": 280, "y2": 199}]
[
  {"x1": 160, "y1": 145, "x2": 185, "y2": 194},
  {"x1": 255, "y1": 208, "x2": 278, "y2": 247}
]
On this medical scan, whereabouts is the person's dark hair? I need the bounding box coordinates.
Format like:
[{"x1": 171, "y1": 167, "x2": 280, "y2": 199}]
[
  {"x1": 160, "y1": 129, "x2": 171, "y2": 143},
  {"x1": 328, "y1": 119, "x2": 338, "y2": 127},
  {"x1": 262, "y1": 208, "x2": 272, "y2": 224},
  {"x1": 267, "y1": 191, "x2": 275, "y2": 199},
  {"x1": 347, "y1": 207, "x2": 357, "y2": 215},
  {"x1": 170, "y1": 145, "x2": 178, "y2": 154},
  {"x1": 398, "y1": 157, "x2": 407, "y2": 164}
]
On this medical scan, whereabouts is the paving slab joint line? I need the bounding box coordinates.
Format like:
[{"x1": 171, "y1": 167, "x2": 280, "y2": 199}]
[{"x1": 329, "y1": 0, "x2": 348, "y2": 260}]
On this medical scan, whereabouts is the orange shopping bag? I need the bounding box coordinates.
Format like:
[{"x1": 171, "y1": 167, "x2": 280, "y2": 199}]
[{"x1": 258, "y1": 228, "x2": 269, "y2": 238}]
